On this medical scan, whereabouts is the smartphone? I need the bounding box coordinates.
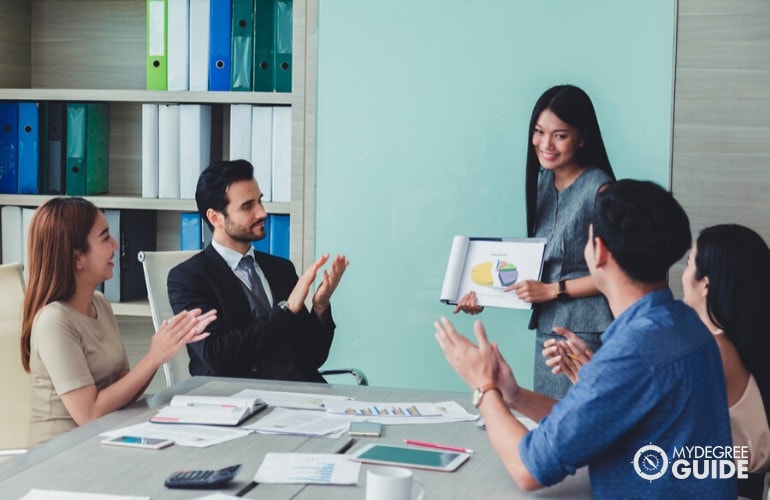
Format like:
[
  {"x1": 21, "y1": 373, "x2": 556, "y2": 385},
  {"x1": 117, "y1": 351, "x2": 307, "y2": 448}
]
[
  {"x1": 348, "y1": 421, "x2": 383, "y2": 437},
  {"x1": 102, "y1": 435, "x2": 174, "y2": 450}
]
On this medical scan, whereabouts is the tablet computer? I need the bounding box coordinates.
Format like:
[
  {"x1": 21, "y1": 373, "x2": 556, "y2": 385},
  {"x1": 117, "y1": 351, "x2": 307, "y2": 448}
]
[{"x1": 349, "y1": 443, "x2": 470, "y2": 472}]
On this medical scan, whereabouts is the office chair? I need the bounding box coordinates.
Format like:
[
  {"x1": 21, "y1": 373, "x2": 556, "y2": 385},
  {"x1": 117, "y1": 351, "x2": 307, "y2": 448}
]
[
  {"x1": 0, "y1": 262, "x2": 31, "y2": 458},
  {"x1": 138, "y1": 251, "x2": 368, "y2": 388}
]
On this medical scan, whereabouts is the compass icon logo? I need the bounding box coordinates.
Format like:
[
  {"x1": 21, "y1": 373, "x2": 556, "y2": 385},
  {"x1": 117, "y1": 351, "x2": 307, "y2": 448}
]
[{"x1": 633, "y1": 444, "x2": 669, "y2": 481}]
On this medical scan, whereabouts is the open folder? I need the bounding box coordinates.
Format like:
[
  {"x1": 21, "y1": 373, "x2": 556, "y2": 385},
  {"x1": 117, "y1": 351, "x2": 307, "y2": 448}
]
[
  {"x1": 150, "y1": 395, "x2": 267, "y2": 426},
  {"x1": 440, "y1": 236, "x2": 547, "y2": 310}
]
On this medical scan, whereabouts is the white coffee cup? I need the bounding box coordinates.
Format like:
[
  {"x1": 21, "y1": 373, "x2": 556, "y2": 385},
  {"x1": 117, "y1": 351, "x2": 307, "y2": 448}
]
[{"x1": 365, "y1": 467, "x2": 424, "y2": 500}]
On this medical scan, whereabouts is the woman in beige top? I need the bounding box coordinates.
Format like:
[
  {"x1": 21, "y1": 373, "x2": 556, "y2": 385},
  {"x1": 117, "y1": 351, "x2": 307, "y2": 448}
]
[
  {"x1": 545, "y1": 224, "x2": 770, "y2": 499},
  {"x1": 20, "y1": 197, "x2": 216, "y2": 446}
]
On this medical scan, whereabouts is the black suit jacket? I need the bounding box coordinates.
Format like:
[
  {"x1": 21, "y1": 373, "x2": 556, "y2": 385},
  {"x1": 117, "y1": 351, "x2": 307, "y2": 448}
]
[{"x1": 167, "y1": 245, "x2": 334, "y2": 382}]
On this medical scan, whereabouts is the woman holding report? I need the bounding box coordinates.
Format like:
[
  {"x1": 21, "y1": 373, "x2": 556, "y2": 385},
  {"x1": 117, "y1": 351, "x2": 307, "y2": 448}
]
[
  {"x1": 455, "y1": 85, "x2": 615, "y2": 399},
  {"x1": 20, "y1": 197, "x2": 216, "y2": 446}
]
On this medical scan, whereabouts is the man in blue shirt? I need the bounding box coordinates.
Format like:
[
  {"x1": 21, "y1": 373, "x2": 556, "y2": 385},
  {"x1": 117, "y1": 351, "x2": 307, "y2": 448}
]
[{"x1": 435, "y1": 180, "x2": 735, "y2": 498}]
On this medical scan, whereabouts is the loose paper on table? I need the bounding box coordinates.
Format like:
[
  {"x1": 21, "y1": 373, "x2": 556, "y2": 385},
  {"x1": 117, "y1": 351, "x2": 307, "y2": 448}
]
[
  {"x1": 101, "y1": 421, "x2": 250, "y2": 448},
  {"x1": 253, "y1": 453, "x2": 361, "y2": 485}
]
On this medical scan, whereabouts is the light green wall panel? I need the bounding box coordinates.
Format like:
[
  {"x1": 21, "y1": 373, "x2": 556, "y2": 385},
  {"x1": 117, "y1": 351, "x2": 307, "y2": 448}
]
[{"x1": 316, "y1": 0, "x2": 676, "y2": 392}]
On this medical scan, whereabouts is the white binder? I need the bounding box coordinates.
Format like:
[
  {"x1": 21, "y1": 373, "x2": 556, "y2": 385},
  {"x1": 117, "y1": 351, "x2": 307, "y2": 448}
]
[
  {"x1": 229, "y1": 104, "x2": 252, "y2": 162},
  {"x1": 167, "y1": 0, "x2": 190, "y2": 91},
  {"x1": 141, "y1": 104, "x2": 159, "y2": 198},
  {"x1": 189, "y1": 0, "x2": 211, "y2": 91},
  {"x1": 271, "y1": 106, "x2": 292, "y2": 203},
  {"x1": 179, "y1": 104, "x2": 212, "y2": 199},
  {"x1": 1, "y1": 206, "x2": 22, "y2": 266},
  {"x1": 251, "y1": 106, "x2": 273, "y2": 201},
  {"x1": 158, "y1": 104, "x2": 181, "y2": 199}
]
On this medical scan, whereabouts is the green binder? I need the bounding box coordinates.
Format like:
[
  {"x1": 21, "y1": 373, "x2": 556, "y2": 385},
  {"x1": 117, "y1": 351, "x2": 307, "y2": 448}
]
[
  {"x1": 66, "y1": 103, "x2": 109, "y2": 196},
  {"x1": 253, "y1": 0, "x2": 275, "y2": 92},
  {"x1": 274, "y1": 0, "x2": 292, "y2": 92},
  {"x1": 146, "y1": 0, "x2": 168, "y2": 90},
  {"x1": 231, "y1": 0, "x2": 255, "y2": 91}
]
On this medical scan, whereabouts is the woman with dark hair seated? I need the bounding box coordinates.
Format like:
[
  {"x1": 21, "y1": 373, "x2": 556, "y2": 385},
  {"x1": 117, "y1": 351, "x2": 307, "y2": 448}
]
[{"x1": 545, "y1": 223, "x2": 770, "y2": 499}]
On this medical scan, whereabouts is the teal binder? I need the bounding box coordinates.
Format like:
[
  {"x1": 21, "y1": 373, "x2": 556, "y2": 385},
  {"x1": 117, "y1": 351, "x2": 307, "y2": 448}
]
[
  {"x1": 253, "y1": 0, "x2": 275, "y2": 92},
  {"x1": 231, "y1": 0, "x2": 255, "y2": 91},
  {"x1": 66, "y1": 103, "x2": 109, "y2": 196},
  {"x1": 274, "y1": 0, "x2": 292, "y2": 92}
]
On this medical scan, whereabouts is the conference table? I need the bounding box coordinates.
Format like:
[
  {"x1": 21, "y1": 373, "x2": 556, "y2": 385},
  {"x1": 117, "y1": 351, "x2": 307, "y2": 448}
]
[{"x1": 0, "y1": 376, "x2": 592, "y2": 499}]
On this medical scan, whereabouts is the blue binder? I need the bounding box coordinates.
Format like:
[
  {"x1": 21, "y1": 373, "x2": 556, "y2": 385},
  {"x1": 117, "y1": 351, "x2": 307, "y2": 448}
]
[
  {"x1": 180, "y1": 212, "x2": 203, "y2": 250},
  {"x1": 269, "y1": 214, "x2": 289, "y2": 259},
  {"x1": 0, "y1": 103, "x2": 19, "y2": 194},
  {"x1": 251, "y1": 214, "x2": 271, "y2": 253},
  {"x1": 17, "y1": 102, "x2": 41, "y2": 194},
  {"x1": 208, "y1": 0, "x2": 232, "y2": 91}
]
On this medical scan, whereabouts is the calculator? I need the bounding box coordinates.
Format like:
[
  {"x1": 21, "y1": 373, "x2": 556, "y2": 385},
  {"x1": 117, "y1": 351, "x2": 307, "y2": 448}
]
[{"x1": 164, "y1": 464, "x2": 242, "y2": 489}]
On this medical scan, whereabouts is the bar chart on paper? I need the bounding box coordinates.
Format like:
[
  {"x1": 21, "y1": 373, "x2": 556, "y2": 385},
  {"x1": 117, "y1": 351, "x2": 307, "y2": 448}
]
[
  {"x1": 254, "y1": 453, "x2": 361, "y2": 485},
  {"x1": 324, "y1": 401, "x2": 441, "y2": 417}
]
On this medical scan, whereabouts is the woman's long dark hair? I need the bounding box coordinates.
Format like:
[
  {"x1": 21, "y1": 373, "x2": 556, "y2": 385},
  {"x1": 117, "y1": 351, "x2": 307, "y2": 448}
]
[
  {"x1": 525, "y1": 85, "x2": 615, "y2": 235},
  {"x1": 695, "y1": 224, "x2": 770, "y2": 422}
]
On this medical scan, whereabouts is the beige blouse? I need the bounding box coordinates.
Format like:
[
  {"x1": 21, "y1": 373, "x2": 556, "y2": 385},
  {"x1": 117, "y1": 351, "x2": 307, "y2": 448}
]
[
  {"x1": 28, "y1": 292, "x2": 129, "y2": 446},
  {"x1": 730, "y1": 374, "x2": 770, "y2": 473}
]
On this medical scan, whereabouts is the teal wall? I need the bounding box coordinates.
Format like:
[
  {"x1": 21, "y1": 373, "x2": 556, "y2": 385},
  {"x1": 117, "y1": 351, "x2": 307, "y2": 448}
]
[{"x1": 315, "y1": 0, "x2": 676, "y2": 392}]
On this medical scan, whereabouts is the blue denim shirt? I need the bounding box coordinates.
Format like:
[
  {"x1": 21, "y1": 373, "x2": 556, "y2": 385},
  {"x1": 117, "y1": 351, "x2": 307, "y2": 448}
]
[{"x1": 520, "y1": 289, "x2": 735, "y2": 498}]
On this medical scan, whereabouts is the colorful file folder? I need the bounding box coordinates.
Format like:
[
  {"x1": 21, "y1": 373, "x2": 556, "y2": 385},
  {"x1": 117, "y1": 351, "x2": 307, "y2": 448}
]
[
  {"x1": 253, "y1": 0, "x2": 275, "y2": 92},
  {"x1": 180, "y1": 212, "x2": 203, "y2": 250},
  {"x1": 231, "y1": 0, "x2": 255, "y2": 91},
  {"x1": 274, "y1": 0, "x2": 292, "y2": 92},
  {"x1": 17, "y1": 102, "x2": 41, "y2": 194},
  {"x1": 0, "y1": 103, "x2": 19, "y2": 194},
  {"x1": 269, "y1": 214, "x2": 290, "y2": 259},
  {"x1": 208, "y1": 0, "x2": 232, "y2": 91},
  {"x1": 46, "y1": 101, "x2": 67, "y2": 194},
  {"x1": 65, "y1": 103, "x2": 109, "y2": 196},
  {"x1": 147, "y1": 0, "x2": 168, "y2": 90},
  {"x1": 104, "y1": 210, "x2": 157, "y2": 302}
]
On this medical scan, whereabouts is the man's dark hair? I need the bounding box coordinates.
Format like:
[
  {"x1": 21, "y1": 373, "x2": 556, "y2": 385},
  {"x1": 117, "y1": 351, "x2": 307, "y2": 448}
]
[
  {"x1": 195, "y1": 160, "x2": 255, "y2": 230},
  {"x1": 591, "y1": 179, "x2": 691, "y2": 284}
]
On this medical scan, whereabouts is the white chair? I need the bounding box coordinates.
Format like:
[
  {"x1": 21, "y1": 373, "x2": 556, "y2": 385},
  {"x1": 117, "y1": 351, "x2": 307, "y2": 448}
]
[
  {"x1": 0, "y1": 262, "x2": 30, "y2": 456},
  {"x1": 138, "y1": 250, "x2": 368, "y2": 388},
  {"x1": 138, "y1": 251, "x2": 198, "y2": 388}
]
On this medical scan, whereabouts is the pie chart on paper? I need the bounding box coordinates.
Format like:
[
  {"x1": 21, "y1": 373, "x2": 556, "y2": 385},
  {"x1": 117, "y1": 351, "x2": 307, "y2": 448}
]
[{"x1": 470, "y1": 262, "x2": 494, "y2": 286}]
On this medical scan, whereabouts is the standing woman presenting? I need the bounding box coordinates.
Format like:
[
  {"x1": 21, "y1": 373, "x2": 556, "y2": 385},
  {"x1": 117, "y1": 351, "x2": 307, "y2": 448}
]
[
  {"x1": 455, "y1": 85, "x2": 615, "y2": 399},
  {"x1": 20, "y1": 197, "x2": 216, "y2": 446}
]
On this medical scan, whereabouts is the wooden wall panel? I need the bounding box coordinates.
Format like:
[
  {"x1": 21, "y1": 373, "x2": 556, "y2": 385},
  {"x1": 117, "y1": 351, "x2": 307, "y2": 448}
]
[
  {"x1": 671, "y1": 0, "x2": 770, "y2": 292},
  {"x1": 0, "y1": 1, "x2": 31, "y2": 88}
]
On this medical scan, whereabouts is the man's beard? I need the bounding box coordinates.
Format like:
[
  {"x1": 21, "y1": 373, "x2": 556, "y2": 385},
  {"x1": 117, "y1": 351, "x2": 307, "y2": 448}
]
[{"x1": 223, "y1": 217, "x2": 266, "y2": 243}]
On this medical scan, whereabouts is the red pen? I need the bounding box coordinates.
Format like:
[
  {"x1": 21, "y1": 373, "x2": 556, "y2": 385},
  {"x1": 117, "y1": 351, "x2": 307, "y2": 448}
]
[{"x1": 403, "y1": 439, "x2": 474, "y2": 455}]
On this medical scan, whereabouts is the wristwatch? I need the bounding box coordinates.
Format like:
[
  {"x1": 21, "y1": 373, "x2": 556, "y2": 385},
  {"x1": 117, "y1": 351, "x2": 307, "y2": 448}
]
[
  {"x1": 556, "y1": 279, "x2": 570, "y2": 301},
  {"x1": 278, "y1": 300, "x2": 292, "y2": 313},
  {"x1": 472, "y1": 383, "x2": 500, "y2": 408}
]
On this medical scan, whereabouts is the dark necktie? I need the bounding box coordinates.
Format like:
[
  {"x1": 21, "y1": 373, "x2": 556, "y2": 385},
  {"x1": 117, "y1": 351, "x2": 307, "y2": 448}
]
[{"x1": 238, "y1": 255, "x2": 271, "y2": 316}]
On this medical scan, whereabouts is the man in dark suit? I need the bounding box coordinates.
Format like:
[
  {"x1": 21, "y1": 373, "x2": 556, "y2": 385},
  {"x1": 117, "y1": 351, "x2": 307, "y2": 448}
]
[{"x1": 168, "y1": 160, "x2": 348, "y2": 382}]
